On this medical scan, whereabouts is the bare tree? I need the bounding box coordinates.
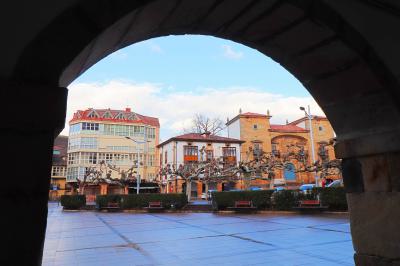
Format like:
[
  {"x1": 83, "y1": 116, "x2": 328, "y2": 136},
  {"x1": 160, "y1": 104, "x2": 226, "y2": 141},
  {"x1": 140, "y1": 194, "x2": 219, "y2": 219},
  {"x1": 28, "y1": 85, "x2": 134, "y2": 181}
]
[{"x1": 187, "y1": 114, "x2": 224, "y2": 135}]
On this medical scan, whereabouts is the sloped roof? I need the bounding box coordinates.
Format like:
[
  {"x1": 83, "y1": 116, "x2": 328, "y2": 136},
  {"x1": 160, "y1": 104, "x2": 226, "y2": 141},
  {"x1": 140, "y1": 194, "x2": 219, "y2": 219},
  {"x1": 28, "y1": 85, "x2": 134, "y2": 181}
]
[
  {"x1": 226, "y1": 112, "x2": 270, "y2": 126},
  {"x1": 53, "y1": 135, "x2": 68, "y2": 166},
  {"x1": 269, "y1": 124, "x2": 309, "y2": 133},
  {"x1": 158, "y1": 133, "x2": 244, "y2": 147},
  {"x1": 69, "y1": 108, "x2": 160, "y2": 127},
  {"x1": 288, "y1": 115, "x2": 327, "y2": 126}
]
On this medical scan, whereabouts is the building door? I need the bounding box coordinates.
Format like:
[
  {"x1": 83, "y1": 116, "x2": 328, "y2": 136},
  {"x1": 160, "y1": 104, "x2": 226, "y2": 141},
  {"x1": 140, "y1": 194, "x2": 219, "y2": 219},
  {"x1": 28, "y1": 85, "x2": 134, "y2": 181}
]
[{"x1": 284, "y1": 163, "x2": 296, "y2": 181}]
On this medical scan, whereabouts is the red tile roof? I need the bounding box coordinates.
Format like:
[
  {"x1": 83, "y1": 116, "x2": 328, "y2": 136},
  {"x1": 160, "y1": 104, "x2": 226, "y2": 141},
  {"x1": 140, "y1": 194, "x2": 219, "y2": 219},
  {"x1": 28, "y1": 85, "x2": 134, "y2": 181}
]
[
  {"x1": 53, "y1": 135, "x2": 68, "y2": 166},
  {"x1": 158, "y1": 133, "x2": 244, "y2": 147},
  {"x1": 288, "y1": 115, "x2": 327, "y2": 126},
  {"x1": 269, "y1": 124, "x2": 309, "y2": 133},
  {"x1": 241, "y1": 112, "x2": 267, "y2": 117},
  {"x1": 226, "y1": 112, "x2": 270, "y2": 125},
  {"x1": 69, "y1": 108, "x2": 160, "y2": 127}
]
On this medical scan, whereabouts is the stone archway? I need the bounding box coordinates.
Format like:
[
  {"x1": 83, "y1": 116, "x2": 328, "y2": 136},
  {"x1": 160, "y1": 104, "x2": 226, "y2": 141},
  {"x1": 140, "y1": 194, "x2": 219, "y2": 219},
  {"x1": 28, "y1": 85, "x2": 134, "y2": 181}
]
[{"x1": 2, "y1": 1, "x2": 400, "y2": 265}]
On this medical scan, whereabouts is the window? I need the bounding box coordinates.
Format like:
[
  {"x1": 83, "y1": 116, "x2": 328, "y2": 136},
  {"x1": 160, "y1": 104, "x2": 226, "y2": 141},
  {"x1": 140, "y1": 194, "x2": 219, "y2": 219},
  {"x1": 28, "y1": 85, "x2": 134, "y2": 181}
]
[
  {"x1": 253, "y1": 124, "x2": 258, "y2": 130},
  {"x1": 80, "y1": 152, "x2": 97, "y2": 164},
  {"x1": 69, "y1": 123, "x2": 81, "y2": 135},
  {"x1": 51, "y1": 166, "x2": 66, "y2": 177},
  {"x1": 147, "y1": 173, "x2": 154, "y2": 181},
  {"x1": 82, "y1": 122, "x2": 99, "y2": 131},
  {"x1": 206, "y1": 150, "x2": 213, "y2": 161},
  {"x1": 148, "y1": 155, "x2": 155, "y2": 166},
  {"x1": 103, "y1": 112, "x2": 112, "y2": 119},
  {"x1": 164, "y1": 151, "x2": 168, "y2": 164},
  {"x1": 184, "y1": 146, "x2": 198, "y2": 164},
  {"x1": 222, "y1": 147, "x2": 236, "y2": 166},
  {"x1": 319, "y1": 126, "x2": 324, "y2": 131},
  {"x1": 81, "y1": 137, "x2": 97, "y2": 149},
  {"x1": 68, "y1": 138, "x2": 79, "y2": 150},
  {"x1": 222, "y1": 147, "x2": 236, "y2": 157},
  {"x1": 272, "y1": 143, "x2": 277, "y2": 151},
  {"x1": 67, "y1": 167, "x2": 79, "y2": 181},
  {"x1": 53, "y1": 150, "x2": 61, "y2": 155},
  {"x1": 87, "y1": 111, "x2": 99, "y2": 118},
  {"x1": 68, "y1": 153, "x2": 79, "y2": 165},
  {"x1": 115, "y1": 112, "x2": 125, "y2": 119},
  {"x1": 146, "y1": 127, "x2": 156, "y2": 139}
]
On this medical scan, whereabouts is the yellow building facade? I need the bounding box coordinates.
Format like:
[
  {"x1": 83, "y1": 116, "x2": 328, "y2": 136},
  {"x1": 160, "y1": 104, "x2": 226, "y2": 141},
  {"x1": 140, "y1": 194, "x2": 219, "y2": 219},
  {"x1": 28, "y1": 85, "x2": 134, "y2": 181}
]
[
  {"x1": 66, "y1": 108, "x2": 160, "y2": 196},
  {"x1": 226, "y1": 111, "x2": 339, "y2": 188}
]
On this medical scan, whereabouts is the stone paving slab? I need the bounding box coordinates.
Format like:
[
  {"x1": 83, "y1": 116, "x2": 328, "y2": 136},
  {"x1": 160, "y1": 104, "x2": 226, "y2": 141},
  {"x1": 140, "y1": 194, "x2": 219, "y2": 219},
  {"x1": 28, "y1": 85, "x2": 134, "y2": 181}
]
[{"x1": 43, "y1": 203, "x2": 354, "y2": 265}]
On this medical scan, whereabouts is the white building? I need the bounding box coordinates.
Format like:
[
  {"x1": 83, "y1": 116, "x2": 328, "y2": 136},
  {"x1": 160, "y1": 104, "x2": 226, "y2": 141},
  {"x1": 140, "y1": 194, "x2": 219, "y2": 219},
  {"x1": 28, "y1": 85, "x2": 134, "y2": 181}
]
[{"x1": 157, "y1": 132, "x2": 244, "y2": 197}]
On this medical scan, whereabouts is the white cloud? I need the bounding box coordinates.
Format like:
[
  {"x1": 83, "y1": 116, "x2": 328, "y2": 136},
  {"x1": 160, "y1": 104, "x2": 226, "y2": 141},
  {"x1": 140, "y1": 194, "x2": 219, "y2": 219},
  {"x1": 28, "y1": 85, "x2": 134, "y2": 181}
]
[
  {"x1": 109, "y1": 50, "x2": 128, "y2": 60},
  {"x1": 148, "y1": 42, "x2": 163, "y2": 53},
  {"x1": 221, "y1": 45, "x2": 243, "y2": 60},
  {"x1": 64, "y1": 80, "x2": 324, "y2": 140}
]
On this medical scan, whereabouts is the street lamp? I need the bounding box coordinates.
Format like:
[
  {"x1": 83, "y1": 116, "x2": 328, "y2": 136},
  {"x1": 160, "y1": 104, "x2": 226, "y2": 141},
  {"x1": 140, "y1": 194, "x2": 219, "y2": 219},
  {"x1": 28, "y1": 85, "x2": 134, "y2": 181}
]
[
  {"x1": 299, "y1": 105, "x2": 318, "y2": 187},
  {"x1": 125, "y1": 136, "x2": 151, "y2": 194}
]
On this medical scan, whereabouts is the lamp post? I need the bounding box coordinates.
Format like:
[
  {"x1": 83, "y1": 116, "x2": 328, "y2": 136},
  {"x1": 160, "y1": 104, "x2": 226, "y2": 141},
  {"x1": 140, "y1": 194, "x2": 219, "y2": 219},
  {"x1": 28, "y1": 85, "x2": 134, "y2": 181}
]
[
  {"x1": 125, "y1": 136, "x2": 150, "y2": 194},
  {"x1": 300, "y1": 105, "x2": 318, "y2": 187}
]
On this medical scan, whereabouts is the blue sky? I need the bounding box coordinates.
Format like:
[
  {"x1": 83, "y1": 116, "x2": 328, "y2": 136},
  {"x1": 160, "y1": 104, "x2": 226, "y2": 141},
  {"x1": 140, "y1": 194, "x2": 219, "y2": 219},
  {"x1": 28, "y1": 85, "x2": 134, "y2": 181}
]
[{"x1": 66, "y1": 35, "x2": 323, "y2": 140}]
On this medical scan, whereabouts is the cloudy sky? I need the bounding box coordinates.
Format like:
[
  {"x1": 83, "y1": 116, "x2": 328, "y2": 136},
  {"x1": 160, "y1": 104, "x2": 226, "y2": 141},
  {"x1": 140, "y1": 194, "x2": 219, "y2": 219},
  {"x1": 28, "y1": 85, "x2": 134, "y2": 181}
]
[{"x1": 65, "y1": 35, "x2": 323, "y2": 141}]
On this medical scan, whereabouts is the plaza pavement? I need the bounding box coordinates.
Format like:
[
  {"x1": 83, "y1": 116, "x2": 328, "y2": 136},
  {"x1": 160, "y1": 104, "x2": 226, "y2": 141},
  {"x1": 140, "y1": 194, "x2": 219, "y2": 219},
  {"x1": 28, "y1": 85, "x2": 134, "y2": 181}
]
[{"x1": 43, "y1": 203, "x2": 354, "y2": 266}]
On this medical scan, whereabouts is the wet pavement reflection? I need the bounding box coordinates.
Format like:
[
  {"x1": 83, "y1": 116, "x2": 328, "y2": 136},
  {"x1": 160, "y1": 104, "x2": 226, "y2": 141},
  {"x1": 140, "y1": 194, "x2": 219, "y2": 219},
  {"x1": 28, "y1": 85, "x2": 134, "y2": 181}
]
[{"x1": 43, "y1": 203, "x2": 354, "y2": 265}]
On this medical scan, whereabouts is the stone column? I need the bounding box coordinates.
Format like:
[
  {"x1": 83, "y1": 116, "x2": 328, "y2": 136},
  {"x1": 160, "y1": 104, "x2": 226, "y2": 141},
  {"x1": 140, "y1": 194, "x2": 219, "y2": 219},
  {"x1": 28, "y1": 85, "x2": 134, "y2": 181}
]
[
  {"x1": 335, "y1": 132, "x2": 400, "y2": 265},
  {"x1": 0, "y1": 83, "x2": 67, "y2": 265}
]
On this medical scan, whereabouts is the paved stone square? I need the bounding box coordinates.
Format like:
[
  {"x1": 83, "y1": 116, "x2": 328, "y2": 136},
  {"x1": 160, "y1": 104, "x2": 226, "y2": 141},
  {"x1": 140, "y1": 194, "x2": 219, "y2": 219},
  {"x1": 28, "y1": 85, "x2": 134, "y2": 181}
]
[{"x1": 43, "y1": 203, "x2": 354, "y2": 265}]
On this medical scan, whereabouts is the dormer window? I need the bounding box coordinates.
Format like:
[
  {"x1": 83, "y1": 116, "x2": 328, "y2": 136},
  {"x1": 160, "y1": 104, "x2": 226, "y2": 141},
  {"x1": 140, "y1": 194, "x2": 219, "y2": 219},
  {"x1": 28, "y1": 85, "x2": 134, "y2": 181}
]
[
  {"x1": 102, "y1": 111, "x2": 112, "y2": 119},
  {"x1": 115, "y1": 112, "x2": 125, "y2": 120},
  {"x1": 126, "y1": 113, "x2": 137, "y2": 120},
  {"x1": 87, "y1": 110, "x2": 99, "y2": 118}
]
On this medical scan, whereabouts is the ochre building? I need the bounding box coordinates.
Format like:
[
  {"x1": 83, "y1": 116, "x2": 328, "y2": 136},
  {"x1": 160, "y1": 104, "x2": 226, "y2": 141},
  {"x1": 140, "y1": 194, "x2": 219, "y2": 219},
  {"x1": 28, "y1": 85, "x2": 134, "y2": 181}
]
[
  {"x1": 49, "y1": 135, "x2": 69, "y2": 200},
  {"x1": 226, "y1": 110, "x2": 339, "y2": 189}
]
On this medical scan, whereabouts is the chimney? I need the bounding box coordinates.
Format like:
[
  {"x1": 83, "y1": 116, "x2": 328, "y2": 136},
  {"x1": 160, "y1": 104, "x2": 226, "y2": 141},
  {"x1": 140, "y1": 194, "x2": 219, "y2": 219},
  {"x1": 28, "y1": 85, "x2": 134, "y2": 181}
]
[
  {"x1": 201, "y1": 131, "x2": 211, "y2": 138},
  {"x1": 125, "y1": 107, "x2": 131, "y2": 112}
]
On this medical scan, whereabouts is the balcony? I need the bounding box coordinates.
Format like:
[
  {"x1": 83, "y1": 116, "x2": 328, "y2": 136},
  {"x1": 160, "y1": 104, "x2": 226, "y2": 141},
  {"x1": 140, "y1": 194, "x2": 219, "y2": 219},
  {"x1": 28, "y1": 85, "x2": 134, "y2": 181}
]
[
  {"x1": 272, "y1": 149, "x2": 280, "y2": 157},
  {"x1": 253, "y1": 148, "x2": 263, "y2": 157}
]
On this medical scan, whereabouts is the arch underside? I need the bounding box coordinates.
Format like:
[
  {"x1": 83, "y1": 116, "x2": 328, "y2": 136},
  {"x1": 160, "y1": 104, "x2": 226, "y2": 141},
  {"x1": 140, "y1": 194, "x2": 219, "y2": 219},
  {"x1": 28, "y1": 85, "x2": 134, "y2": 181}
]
[{"x1": 6, "y1": 0, "x2": 400, "y2": 264}]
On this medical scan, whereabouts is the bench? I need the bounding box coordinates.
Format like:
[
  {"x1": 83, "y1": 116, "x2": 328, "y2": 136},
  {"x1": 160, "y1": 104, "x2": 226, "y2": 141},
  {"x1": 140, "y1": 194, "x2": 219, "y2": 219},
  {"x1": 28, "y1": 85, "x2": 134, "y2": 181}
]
[
  {"x1": 293, "y1": 200, "x2": 328, "y2": 211},
  {"x1": 144, "y1": 201, "x2": 164, "y2": 212},
  {"x1": 99, "y1": 202, "x2": 120, "y2": 212},
  {"x1": 227, "y1": 200, "x2": 257, "y2": 212}
]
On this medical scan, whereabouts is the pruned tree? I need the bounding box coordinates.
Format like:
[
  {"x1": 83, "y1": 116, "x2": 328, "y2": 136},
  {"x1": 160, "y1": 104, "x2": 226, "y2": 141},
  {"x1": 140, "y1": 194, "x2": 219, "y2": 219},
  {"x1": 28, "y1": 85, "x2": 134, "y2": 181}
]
[
  {"x1": 76, "y1": 160, "x2": 138, "y2": 195},
  {"x1": 187, "y1": 114, "x2": 224, "y2": 135}
]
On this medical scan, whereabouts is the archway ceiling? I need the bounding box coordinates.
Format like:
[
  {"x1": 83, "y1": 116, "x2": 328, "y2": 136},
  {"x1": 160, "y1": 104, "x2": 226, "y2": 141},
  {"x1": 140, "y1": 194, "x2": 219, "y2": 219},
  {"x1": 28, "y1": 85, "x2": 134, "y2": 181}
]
[{"x1": 3, "y1": 0, "x2": 400, "y2": 157}]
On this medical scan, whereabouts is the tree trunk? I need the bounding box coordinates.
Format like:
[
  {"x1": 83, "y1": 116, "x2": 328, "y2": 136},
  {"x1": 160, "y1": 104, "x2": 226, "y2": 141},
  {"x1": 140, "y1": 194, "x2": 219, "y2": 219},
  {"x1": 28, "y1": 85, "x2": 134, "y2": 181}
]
[{"x1": 186, "y1": 180, "x2": 192, "y2": 202}]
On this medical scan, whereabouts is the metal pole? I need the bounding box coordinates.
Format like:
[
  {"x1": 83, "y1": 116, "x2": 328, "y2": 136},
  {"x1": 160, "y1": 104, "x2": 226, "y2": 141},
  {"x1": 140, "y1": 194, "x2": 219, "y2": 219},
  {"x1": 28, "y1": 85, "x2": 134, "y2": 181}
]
[
  {"x1": 307, "y1": 105, "x2": 318, "y2": 187},
  {"x1": 137, "y1": 146, "x2": 140, "y2": 194}
]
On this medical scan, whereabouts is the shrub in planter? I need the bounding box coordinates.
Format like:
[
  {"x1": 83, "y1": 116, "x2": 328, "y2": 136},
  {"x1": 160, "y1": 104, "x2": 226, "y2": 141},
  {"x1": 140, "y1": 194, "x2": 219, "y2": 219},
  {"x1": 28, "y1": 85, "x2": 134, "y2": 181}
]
[
  {"x1": 212, "y1": 190, "x2": 274, "y2": 210},
  {"x1": 273, "y1": 190, "x2": 297, "y2": 210},
  {"x1": 319, "y1": 187, "x2": 347, "y2": 211},
  {"x1": 97, "y1": 193, "x2": 188, "y2": 209},
  {"x1": 60, "y1": 195, "x2": 86, "y2": 209},
  {"x1": 96, "y1": 194, "x2": 122, "y2": 208}
]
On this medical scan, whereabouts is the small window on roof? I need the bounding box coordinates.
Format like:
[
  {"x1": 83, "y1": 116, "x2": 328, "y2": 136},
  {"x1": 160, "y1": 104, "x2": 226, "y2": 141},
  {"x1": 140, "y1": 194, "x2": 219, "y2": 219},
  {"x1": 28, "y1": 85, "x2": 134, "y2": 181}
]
[
  {"x1": 115, "y1": 113, "x2": 125, "y2": 119},
  {"x1": 87, "y1": 111, "x2": 99, "y2": 118},
  {"x1": 103, "y1": 112, "x2": 112, "y2": 119}
]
